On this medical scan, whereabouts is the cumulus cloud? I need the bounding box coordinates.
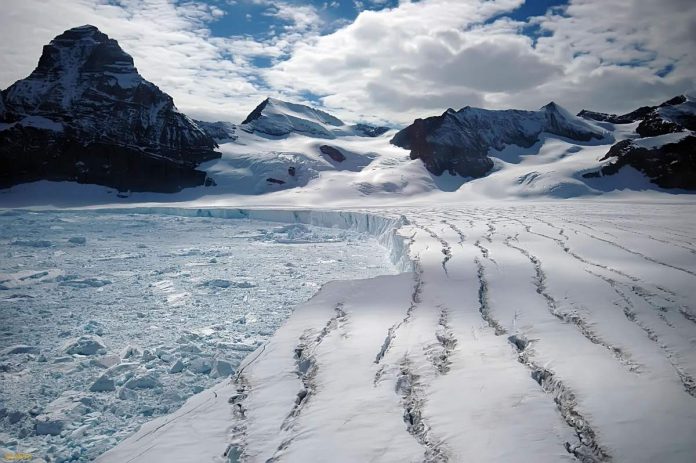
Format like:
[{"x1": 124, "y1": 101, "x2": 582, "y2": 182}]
[
  {"x1": 0, "y1": 0, "x2": 694, "y2": 124},
  {"x1": 264, "y1": 0, "x2": 695, "y2": 122}
]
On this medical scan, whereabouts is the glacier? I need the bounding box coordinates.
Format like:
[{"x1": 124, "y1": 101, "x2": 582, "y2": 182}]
[{"x1": 78, "y1": 202, "x2": 696, "y2": 463}]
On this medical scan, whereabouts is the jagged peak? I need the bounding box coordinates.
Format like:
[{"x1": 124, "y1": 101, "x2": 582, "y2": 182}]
[
  {"x1": 241, "y1": 97, "x2": 344, "y2": 127},
  {"x1": 30, "y1": 24, "x2": 135, "y2": 79},
  {"x1": 49, "y1": 24, "x2": 110, "y2": 45},
  {"x1": 541, "y1": 101, "x2": 564, "y2": 112},
  {"x1": 659, "y1": 95, "x2": 686, "y2": 107}
]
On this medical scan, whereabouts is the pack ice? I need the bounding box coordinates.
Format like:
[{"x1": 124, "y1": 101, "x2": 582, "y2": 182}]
[{"x1": 0, "y1": 211, "x2": 395, "y2": 462}]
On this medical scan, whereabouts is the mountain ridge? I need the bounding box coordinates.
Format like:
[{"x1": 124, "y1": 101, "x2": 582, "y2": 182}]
[
  {"x1": 390, "y1": 102, "x2": 607, "y2": 178},
  {"x1": 1, "y1": 24, "x2": 694, "y2": 197}
]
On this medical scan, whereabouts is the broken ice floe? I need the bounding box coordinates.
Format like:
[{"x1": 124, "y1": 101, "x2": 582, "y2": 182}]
[{"x1": 0, "y1": 210, "x2": 394, "y2": 461}]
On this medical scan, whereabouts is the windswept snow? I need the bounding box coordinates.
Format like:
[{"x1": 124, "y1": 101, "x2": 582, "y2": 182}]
[{"x1": 97, "y1": 203, "x2": 696, "y2": 463}]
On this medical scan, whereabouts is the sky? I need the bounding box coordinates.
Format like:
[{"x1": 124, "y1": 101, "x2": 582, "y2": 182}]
[{"x1": 0, "y1": 0, "x2": 694, "y2": 125}]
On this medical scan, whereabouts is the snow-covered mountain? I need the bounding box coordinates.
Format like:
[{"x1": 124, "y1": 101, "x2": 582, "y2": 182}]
[
  {"x1": 0, "y1": 25, "x2": 219, "y2": 192},
  {"x1": 390, "y1": 102, "x2": 607, "y2": 178},
  {"x1": 240, "y1": 97, "x2": 389, "y2": 139},
  {"x1": 579, "y1": 95, "x2": 696, "y2": 137},
  {"x1": 1, "y1": 26, "x2": 696, "y2": 463},
  {"x1": 579, "y1": 95, "x2": 696, "y2": 189},
  {"x1": 0, "y1": 24, "x2": 694, "y2": 202}
]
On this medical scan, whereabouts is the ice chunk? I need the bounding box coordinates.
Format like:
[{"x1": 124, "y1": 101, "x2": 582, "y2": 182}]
[
  {"x1": 62, "y1": 336, "x2": 107, "y2": 356},
  {"x1": 35, "y1": 417, "x2": 65, "y2": 436},
  {"x1": 210, "y1": 359, "x2": 233, "y2": 378},
  {"x1": 188, "y1": 357, "x2": 212, "y2": 374},
  {"x1": 169, "y1": 359, "x2": 185, "y2": 374},
  {"x1": 141, "y1": 350, "x2": 156, "y2": 362},
  {"x1": 58, "y1": 277, "x2": 112, "y2": 288},
  {"x1": 0, "y1": 433, "x2": 18, "y2": 446},
  {"x1": 10, "y1": 239, "x2": 52, "y2": 247},
  {"x1": 90, "y1": 375, "x2": 115, "y2": 392},
  {"x1": 35, "y1": 391, "x2": 90, "y2": 435},
  {"x1": 117, "y1": 387, "x2": 137, "y2": 401},
  {"x1": 124, "y1": 374, "x2": 161, "y2": 390},
  {"x1": 1, "y1": 345, "x2": 40, "y2": 355},
  {"x1": 120, "y1": 346, "x2": 141, "y2": 359},
  {"x1": 91, "y1": 355, "x2": 120, "y2": 369},
  {"x1": 202, "y1": 279, "x2": 231, "y2": 288},
  {"x1": 84, "y1": 320, "x2": 106, "y2": 335}
]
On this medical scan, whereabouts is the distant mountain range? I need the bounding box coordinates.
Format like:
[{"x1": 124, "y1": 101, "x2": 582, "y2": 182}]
[{"x1": 0, "y1": 25, "x2": 694, "y2": 195}]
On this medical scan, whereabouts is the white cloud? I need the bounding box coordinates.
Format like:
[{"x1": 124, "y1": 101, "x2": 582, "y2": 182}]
[
  {"x1": 262, "y1": 0, "x2": 695, "y2": 122},
  {"x1": 0, "y1": 0, "x2": 325, "y2": 122},
  {"x1": 259, "y1": 1, "x2": 323, "y2": 33},
  {"x1": 0, "y1": 0, "x2": 693, "y2": 125}
]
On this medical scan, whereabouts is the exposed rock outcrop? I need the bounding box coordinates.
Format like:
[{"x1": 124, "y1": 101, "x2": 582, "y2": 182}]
[
  {"x1": 583, "y1": 135, "x2": 696, "y2": 189},
  {"x1": 319, "y1": 145, "x2": 346, "y2": 162},
  {"x1": 351, "y1": 123, "x2": 390, "y2": 137},
  {"x1": 579, "y1": 95, "x2": 695, "y2": 138}
]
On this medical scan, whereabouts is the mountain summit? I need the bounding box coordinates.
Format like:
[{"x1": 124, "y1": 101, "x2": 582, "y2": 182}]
[
  {"x1": 240, "y1": 97, "x2": 389, "y2": 139},
  {"x1": 0, "y1": 25, "x2": 219, "y2": 192}
]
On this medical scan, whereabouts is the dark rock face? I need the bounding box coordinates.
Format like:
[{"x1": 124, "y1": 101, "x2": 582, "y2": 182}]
[
  {"x1": 319, "y1": 145, "x2": 346, "y2": 162},
  {"x1": 242, "y1": 98, "x2": 271, "y2": 125},
  {"x1": 579, "y1": 95, "x2": 695, "y2": 138},
  {"x1": 391, "y1": 102, "x2": 605, "y2": 178},
  {"x1": 0, "y1": 25, "x2": 219, "y2": 192},
  {"x1": 635, "y1": 114, "x2": 683, "y2": 137},
  {"x1": 391, "y1": 115, "x2": 493, "y2": 177},
  {"x1": 577, "y1": 107, "x2": 654, "y2": 124},
  {"x1": 583, "y1": 136, "x2": 696, "y2": 189},
  {"x1": 351, "y1": 123, "x2": 390, "y2": 137}
]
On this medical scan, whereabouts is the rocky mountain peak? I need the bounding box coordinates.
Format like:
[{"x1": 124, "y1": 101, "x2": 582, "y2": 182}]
[
  {"x1": 0, "y1": 25, "x2": 219, "y2": 192},
  {"x1": 5, "y1": 25, "x2": 149, "y2": 114},
  {"x1": 240, "y1": 97, "x2": 388, "y2": 139}
]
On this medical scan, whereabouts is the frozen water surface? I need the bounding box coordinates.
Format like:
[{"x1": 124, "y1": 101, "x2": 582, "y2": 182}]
[{"x1": 0, "y1": 211, "x2": 396, "y2": 461}]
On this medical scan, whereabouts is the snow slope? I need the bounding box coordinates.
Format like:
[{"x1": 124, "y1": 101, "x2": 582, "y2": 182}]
[{"x1": 95, "y1": 202, "x2": 696, "y2": 463}]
